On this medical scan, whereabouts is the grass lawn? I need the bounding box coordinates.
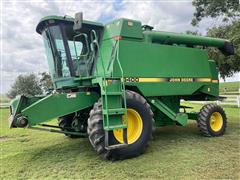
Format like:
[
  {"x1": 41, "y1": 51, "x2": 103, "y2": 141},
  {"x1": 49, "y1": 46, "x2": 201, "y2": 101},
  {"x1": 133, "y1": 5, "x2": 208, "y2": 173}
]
[
  {"x1": 219, "y1": 81, "x2": 240, "y2": 93},
  {"x1": 0, "y1": 95, "x2": 10, "y2": 103},
  {"x1": 1, "y1": 105, "x2": 240, "y2": 179}
]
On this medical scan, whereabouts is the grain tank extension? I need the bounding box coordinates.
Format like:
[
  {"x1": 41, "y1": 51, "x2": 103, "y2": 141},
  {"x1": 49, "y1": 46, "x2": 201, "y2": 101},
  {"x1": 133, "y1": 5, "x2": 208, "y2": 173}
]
[{"x1": 9, "y1": 13, "x2": 234, "y2": 160}]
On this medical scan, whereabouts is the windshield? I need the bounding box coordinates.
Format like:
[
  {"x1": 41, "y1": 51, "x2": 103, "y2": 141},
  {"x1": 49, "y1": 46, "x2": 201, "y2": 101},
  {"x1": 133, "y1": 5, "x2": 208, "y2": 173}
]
[{"x1": 42, "y1": 23, "x2": 98, "y2": 79}]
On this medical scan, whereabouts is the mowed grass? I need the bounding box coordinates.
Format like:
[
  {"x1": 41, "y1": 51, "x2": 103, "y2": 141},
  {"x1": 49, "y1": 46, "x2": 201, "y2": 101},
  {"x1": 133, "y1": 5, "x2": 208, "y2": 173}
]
[
  {"x1": 219, "y1": 81, "x2": 240, "y2": 93},
  {"x1": 0, "y1": 95, "x2": 10, "y2": 103},
  {"x1": 1, "y1": 105, "x2": 240, "y2": 180}
]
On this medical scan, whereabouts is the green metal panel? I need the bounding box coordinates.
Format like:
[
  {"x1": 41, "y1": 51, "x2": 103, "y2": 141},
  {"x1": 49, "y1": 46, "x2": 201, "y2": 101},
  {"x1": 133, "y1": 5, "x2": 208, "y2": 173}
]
[
  {"x1": 96, "y1": 38, "x2": 115, "y2": 76},
  {"x1": 149, "y1": 97, "x2": 188, "y2": 126},
  {"x1": 54, "y1": 77, "x2": 79, "y2": 89},
  {"x1": 103, "y1": 18, "x2": 143, "y2": 40},
  {"x1": 151, "y1": 96, "x2": 180, "y2": 126},
  {"x1": 106, "y1": 39, "x2": 218, "y2": 97},
  {"x1": 10, "y1": 95, "x2": 44, "y2": 117},
  {"x1": 10, "y1": 96, "x2": 24, "y2": 116},
  {"x1": 21, "y1": 92, "x2": 99, "y2": 126},
  {"x1": 199, "y1": 84, "x2": 219, "y2": 97},
  {"x1": 209, "y1": 60, "x2": 219, "y2": 79},
  {"x1": 125, "y1": 82, "x2": 212, "y2": 96},
  {"x1": 115, "y1": 40, "x2": 211, "y2": 77}
]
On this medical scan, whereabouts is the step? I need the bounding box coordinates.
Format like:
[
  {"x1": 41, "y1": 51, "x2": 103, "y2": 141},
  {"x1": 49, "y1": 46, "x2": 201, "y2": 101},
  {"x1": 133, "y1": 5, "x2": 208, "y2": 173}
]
[
  {"x1": 105, "y1": 124, "x2": 128, "y2": 130},
  {"x1": 102, "y1": 92, "x2": 123, "y2": 96},
  {"x1": 105, "y1": 143, "x2": 128, "y2": 150},
  {"x1": 102, "y1": 108, "x2": 126, "y2": 115}
]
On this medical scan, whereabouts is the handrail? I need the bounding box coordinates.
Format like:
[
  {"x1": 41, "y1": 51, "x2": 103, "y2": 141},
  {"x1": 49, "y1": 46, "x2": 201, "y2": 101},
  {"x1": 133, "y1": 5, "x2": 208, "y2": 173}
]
[
  {"x1": 115, "y1": 40, "x2": 128, "y2": 127},
  {"x1": 107, "y1": 41, "x2": 118, "y2": 71},
  {"x1": 115, "y1": 41, "x2": 124, "y2": 77},
  {"x1": 86, "y1": 30, "x2": 99, "y2": 77},
  {"x1": 90, "y1": 30, "x2": 98, "y2": 43},
  {"x1": 73, "y1": 33, "x2": 90, "y2": 58},
  {"x1": 92, "y1": 32, "x2": 109, "y2": 125}
]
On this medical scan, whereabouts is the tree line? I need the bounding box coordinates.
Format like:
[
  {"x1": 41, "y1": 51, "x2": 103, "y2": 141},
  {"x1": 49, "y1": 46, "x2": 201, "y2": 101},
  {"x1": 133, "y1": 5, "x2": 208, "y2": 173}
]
[{"x1": 191, "y1": 0, "x2": 240, "y2": 79}]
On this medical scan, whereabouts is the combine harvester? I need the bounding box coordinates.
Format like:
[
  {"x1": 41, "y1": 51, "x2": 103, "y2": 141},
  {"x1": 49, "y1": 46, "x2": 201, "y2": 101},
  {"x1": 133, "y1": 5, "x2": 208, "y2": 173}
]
[{"x1": 9, "y1": 13, "x2": 234, "y2": 160}]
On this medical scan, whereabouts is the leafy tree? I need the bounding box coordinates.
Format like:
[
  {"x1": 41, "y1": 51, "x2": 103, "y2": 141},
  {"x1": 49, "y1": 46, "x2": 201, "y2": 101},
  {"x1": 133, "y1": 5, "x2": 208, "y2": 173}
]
[
  {"x1": 7, "y1": 74, "x2": 43, "y2": 99},
  {"x1": 191, "y1": 0, "x2": 240, "y2": 26},
  {"x1": 185, "y1": 30, "x2": 201, "y2": 35},
  {"x1": 39, "y1": 72, "x2": 54, "y2": 94},
  {"x1": 7, "y1": 72, "x2": 54, "y2": 99},
  {"x1": 207, "y1": 20, "x2": 240, "y2": 79},
  {"x1": 191, "y1": 0, "x2": 240, "y2": 79},
  {"x1": 187, "y1": 21, "x2": 240, "y2": 79}
]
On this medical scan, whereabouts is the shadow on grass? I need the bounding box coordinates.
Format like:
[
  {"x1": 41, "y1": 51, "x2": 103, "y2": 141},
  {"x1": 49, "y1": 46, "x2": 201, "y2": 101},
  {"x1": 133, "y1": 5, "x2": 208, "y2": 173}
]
[
  {"x1": 17, "y1": 119, "x2": 238, "y2": 165},
  {"x1": 154, "y1": 123, "x2": 200, "y2": 138},
  {"x1": 25, "y1": 123, "x2": 198, "y2": 161},
  {"x1": 29, "y1": 138, "x2": 94, "y2": 161}
]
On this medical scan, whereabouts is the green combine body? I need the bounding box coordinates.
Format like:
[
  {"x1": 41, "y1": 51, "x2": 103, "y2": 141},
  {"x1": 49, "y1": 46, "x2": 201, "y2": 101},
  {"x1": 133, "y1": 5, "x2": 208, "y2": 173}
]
[{"x1": 9, "y1": 13, "x2": 233, "y2": 160}]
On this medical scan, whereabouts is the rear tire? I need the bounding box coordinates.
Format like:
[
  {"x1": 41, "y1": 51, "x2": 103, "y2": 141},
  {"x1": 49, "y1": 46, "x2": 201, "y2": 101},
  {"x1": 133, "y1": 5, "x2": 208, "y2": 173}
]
[
  {"x1": 197, "y1": 104, "x2": 227, "y2": 137},
  {"x1": 87, "y1": 90, "x2": 154, "y2": 160}
]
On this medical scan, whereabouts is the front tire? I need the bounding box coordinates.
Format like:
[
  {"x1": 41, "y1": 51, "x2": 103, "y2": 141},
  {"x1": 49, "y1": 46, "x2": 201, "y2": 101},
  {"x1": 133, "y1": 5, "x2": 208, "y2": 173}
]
[
  {"x1": 197, "y1": 104, "x2": 227, "y2": 137},
  {"x1": 87, "y1": 90, "x2": 154, "y2": 160}
]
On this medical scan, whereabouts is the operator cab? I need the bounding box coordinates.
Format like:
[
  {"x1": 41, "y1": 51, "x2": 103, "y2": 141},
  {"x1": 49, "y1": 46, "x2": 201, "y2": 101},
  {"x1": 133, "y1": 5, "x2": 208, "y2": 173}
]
[{"x1": 36, "y1": 15, "x2": 104, "y2": 87}]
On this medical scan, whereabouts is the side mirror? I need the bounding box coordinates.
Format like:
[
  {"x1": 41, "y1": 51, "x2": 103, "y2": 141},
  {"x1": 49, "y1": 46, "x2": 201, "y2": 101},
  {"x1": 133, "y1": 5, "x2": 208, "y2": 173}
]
[{"x1": 73, "y1": 12, "x2": 83, "y2": 31}]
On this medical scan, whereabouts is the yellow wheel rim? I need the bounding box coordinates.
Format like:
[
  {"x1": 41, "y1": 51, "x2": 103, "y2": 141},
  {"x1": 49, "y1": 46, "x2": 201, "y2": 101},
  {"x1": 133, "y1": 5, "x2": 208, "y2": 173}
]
[
  {"x1": 113, "y1": 108, "x2": 143, "y2": 144},
  {"x1": 210, "y1": 112, "x2": 223, "y2": 132}
]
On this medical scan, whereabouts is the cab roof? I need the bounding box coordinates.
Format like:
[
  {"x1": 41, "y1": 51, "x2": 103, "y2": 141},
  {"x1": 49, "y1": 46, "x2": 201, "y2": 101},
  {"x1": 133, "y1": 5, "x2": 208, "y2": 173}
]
[{"x1": 36, "y1": 15, "x2": 103, "y2": 34}]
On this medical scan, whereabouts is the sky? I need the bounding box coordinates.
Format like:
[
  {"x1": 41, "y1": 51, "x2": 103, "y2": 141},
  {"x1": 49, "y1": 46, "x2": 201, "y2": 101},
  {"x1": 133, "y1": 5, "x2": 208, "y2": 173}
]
[{"x1": 1, "y1": 0, "x2": 239, "y2": 94}]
